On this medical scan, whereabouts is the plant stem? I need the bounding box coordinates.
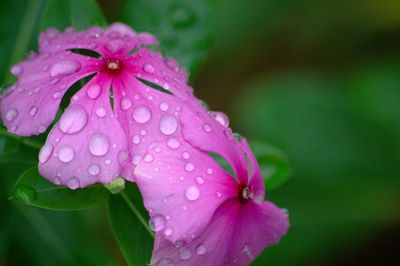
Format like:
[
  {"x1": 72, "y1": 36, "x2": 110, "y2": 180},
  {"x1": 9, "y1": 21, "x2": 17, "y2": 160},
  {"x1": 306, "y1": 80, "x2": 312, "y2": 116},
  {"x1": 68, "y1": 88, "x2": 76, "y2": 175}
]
[{"x1": 120, "y1": 191, "x2": 154, "y2": 238}]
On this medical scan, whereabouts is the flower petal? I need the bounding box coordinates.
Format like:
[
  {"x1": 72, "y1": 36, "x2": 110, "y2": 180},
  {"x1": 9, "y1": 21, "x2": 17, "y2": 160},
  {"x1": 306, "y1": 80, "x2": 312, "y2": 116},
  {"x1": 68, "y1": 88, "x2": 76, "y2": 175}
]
[
  {"x1": 38, "y1": 74, "x2": 128, "y2": 189},
  {"x1": 1, "y1": 52, "x2": 99, "y2": 136},
  {"x1": 151, "y1": 200, "x2": 289, "y2": 266},
  {"x1": 134, "y1": 138, "x2": 237, "y2": 243},
  {"x1": 39, "y1": 23, "x2": 157, "y2": 57},
  {"x1": 181, "y1": 102, "x2": 249, "y2": 183}
]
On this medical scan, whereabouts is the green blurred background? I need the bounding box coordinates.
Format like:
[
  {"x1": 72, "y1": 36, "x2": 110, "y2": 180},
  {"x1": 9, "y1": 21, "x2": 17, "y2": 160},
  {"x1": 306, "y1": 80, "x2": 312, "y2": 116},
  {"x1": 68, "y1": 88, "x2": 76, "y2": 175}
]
[{"x1": 1, "y1": 0, "x2": 400, "y2": 265}]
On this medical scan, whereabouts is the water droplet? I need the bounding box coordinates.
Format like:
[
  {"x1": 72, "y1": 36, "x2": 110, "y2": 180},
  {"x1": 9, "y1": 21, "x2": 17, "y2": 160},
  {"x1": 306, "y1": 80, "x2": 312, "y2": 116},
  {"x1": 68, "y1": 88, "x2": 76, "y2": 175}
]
[
  {"x1": 165, "y1": 227, "x2": 173, "y2": 236},
  {"x1": 209, "y1": 111, "x2": 229, "y2": 128},
  {"x1": 132, "y1": 134, "x2": 140, "y2": 144},
  {"x1": 96, "y1": 107, "x2": 106, "y2": 117},
  {"x1": 182, "y1": 151, "x2": 190, "y2": 159},
  {"x1": 58, "y1": 146, "x2": 75, "y2": 162},
  {"x1": 165, "y1": 58, "x2": 179, "y2": 72},
  {"x1": 149, "y1": 214, "x2": 166, "y2": 232},
  {"x1": 241, "y1": 244, "x2": 254, "y2": 259},
  {"x1": 105, "y1": 158, "x2": 112, "y2": 165},
  {"x1": 87, "y1": 164, "x2": 100, "y2": 176},
  {"x1": 156, "y1": 258, "x2": 174, "y2": 266},
  {"x1": 160, "y1": 115, "x2": 178, "y2": 135},
  {"x1": 167, "y1": 138, "x2": 180, "y2": 149},
  {"x1": 206, "y1": 168, "x2": 213, "y2": 175},
  {"x1": 118, "y1": 150, "x2": 128, "y2": 163},
  {"x1": 185, "y1": 162, "x2": 194, "y2": 172},
  {"x1": 143, "y1": 64, "x2": 155, "y2": 73},
  {"x1": 50, "y1": 59, "x2": 81, "y2": 77},
  {"x1": 54, "y1": 177, "x2": 62, "y2": 185},
  {"x1": 11, "y1": 65, "x2": 22, "y2": 76},
  {"x1": 159, "y1": 102, "x2": 169, "y2": 111},
  {"x1": 133, "y1": 106, "x2": 151, "y2": 123},
  {"x1": 144, "y1": 154, "x2": 154, "y2": 163},
  {"x1": 121, "y1": 98, "x2": 132, "y2": 110},
  {"x1": 196, "y1": 244, "x2": 207, "y2": 255},
  {"x1": 39, "y1": 143, "x2": 53, "y2": 163},
  {"x1": 202, "y1": 123, "x2": 211, "y2": 133},
  {"x1": 178, "y1": 247, "x2": 191, "y2": 260},
  {"x1": 216, "y1": 192, "x2": 222, "y2": 198},
  {"x1": 59, "y1": 105, "x2": 88, "y2": 134},
  {"x1": 89, "y1": 133, "x2": 109, "y2": 156},
  {"x1": 13, "y1": 185, "x2": 36, "y2": 204},
  {"x1": 29, "y1": 106, "x2": 38, "y2": 116},
  {"x1": 38, "y1": 124, "x2": 46, "y2": 133},
  {"x1": 53, "y1": 92, "x2": 61, "y2": 99},
  {"x1": 195, "y1": 176, "x2": 204, "y2": 185},
  {"x1": 87, "y1": 84, "x2": 101, "y2": 99},
  {"x1": 185, "y1": 185, "x2": 200, "y2": 201},
  {"x1": 6, "y1": 108, "x2": 18, "y2": 121},
  {"x1": 67, "y1": 177, "x2": 80, "y2": 190}
]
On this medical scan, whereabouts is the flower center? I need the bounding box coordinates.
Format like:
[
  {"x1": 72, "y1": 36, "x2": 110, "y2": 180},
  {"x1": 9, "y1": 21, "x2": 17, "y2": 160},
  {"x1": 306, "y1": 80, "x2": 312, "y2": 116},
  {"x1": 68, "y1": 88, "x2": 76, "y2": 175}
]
[
  {"x1": 103, "y1": 58, "x2": 124, "y2": 75},
  {"x1": 240, "y1": 186, "x2": 252, "y2": 202}
]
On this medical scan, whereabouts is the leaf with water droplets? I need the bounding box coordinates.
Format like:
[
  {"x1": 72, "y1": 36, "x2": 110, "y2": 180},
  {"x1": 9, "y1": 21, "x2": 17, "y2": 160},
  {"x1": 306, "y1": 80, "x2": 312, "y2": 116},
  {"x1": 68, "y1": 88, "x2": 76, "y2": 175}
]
[
  {"x1": 40, "y1": 0, "x2": 107, "y2": 31},
  {"x1": 122, "y1": 0, "x2": 216, "y2": 76},
  {"x1": 108, "y1": 183, "x2": 153, "y2": 266},
  {"x1": 11, "y1": 167, "x2": 108, "y2": 211},
  {"x1": 249, "y1": 140, "x2": 291, "y2": 191}
]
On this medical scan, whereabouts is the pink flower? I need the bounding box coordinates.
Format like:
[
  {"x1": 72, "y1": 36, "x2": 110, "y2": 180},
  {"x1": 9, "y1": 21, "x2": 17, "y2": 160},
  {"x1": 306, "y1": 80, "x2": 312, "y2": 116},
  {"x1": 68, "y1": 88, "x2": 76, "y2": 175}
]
[
  {"x1": 0, "y1": 23, "x2": 194, "y2": 189},
  {"x1": 134, "y1": 101, "x2": 289, "y2": 265}
]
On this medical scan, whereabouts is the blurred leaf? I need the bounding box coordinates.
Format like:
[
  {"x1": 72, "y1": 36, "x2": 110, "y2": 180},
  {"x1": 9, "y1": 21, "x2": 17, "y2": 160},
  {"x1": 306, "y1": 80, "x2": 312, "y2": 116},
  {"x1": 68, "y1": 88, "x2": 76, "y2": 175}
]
[
  {"x1": 12, "y1": 167, "x2": 108, "y2": 211},
  {"x1": 40, "y1": 0, "x2": 107, "y2": 31},
  {"x1": 122, "y1": 0, "x2": 215, "y2": 76},
  {"x1": 249, "y1": 140, "x2": 291, "y2": 191},
  {"x1": 108, "y1": 183, "x2": 153, "y2": 266}
]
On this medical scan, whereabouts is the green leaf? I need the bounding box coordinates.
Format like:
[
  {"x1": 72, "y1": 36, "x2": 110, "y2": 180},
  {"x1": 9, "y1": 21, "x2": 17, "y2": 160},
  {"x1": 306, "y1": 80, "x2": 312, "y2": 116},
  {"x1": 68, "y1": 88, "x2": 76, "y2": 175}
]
[
  {"x1": 12, "y1": 167, "x2": 109, "y2": 211},
  {"x1": 40, "y1": 0, "x2": 107, "y2": 31},
  {"x1": 122, "y1": 0, "x2": 215, "y2": 76},
  {"x1": 249, "y1": 140, "x2": 291, "y2": 191},
  {"x1": 108, "y1": 183, "x2": 153, "y2": 266}
]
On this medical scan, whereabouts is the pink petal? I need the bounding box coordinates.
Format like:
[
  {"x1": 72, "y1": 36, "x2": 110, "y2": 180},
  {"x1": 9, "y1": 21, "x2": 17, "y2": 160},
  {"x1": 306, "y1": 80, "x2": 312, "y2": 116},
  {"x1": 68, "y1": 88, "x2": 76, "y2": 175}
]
[
  {"x1": 111, "y1": 71, "x2": 193, "y2": 181},
  {"x1": 38, "y1": 73, "x2": 128, "y2": 189},
  {"x1": 181, "y1": 102, "x2": 249, "y2": 183},
  {"x1": 134, "y1": 137, "x2": 238, "y2": 243},
  {"x1": 151, "y1": 200, "x2": 289, "y2": 266},
  {"x1": 1, "y1": 52, "x2": 99, "y2": 136},
  {"x1": 39, "y1": 23, "x2": 157, "y2": 58}
]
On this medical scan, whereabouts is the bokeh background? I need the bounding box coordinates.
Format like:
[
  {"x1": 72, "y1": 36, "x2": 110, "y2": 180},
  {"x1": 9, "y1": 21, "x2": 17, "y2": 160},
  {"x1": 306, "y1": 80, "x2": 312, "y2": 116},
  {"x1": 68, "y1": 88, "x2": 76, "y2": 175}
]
[{"x1": 1, "y1": 0, "x2": 400, "y2": 265}]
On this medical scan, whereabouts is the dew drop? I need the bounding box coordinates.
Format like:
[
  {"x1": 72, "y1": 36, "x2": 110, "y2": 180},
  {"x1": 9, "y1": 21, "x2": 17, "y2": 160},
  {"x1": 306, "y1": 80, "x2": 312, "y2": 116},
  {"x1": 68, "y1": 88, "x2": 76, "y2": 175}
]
[
  {"x1": 59, "y1": 105, "x2": 88, "y2": 134},
  {"x1": 50, "y1": 59, "x2": 81, "y2": 77},
  {"x1": 58, "y1": 146, "x2": 75, "y2": 162},
  {"x1": 143, "y1": 154, "x2": 154, "y2": 163},
  {"x1": 67, "y1": 177, "x2": 80, "y2": 190},
  {"x1": 121, "y1": 98, "x2": 132, "y2": 110},
  {"x1": 216, "y1": 192, "x2": 222, "y2": 198},
  {"x1": 53, "y1": 92, "x2": 61, "y2": 99},
  {"x1": 196, "y1": 244, "x2": 207, "y2": 255},
  {"x1": 167, "y1": 138, "x2": 180, "y2": 149},
  {"x1": 89, "y1": 133, "x2": 109, "y2": 156},
  {"x1": 160, "y1": 115, "x2": 178, "y2": 135},
  {"x1": 29, "y1": 106, "x2": 38, "y2": 116},
  {"x1": 87, "y1": 164, "x2": 100, "y2": 176},
  {"x1": 54, "y1": 177, "x2": 62, "y2": 185},
  {"x1": 165, "y1": 227, "x2": 173, "y2": 236},
  {"x1": 184, "y1": 162, "x2": 194, "y2": 172},
  {"x1": 159, "y1": 102, "x2": 169, "y2": 111},
  {"x1": 165, "y1": 58, "x2": 179, "y2": 72},
  {"x1": 87, "y1": 83, "x2": 101, "y2": 99},
  {"x1": 96, "y1": 107, "x2": 106, "y2": 117},
  {"x1": 133, "y1": 106, "x2": 151, "y2": 123},
  {"x1": 202, "y1": 123, "x2": 211, "y2": 133},
  {"x1": 118, "y1": 150, "x2": 129, "y2": 163},
  {"x1": 195, "y1": 176, "x2": 205, "y2": 185},
  {"x1": 143, "y1": 63, "x2": 155, "y2": 73},
  {"x1": 178, "y1": 247, "x2": 191, "y2": 261},
  {"x1": 209, "y1": 111, "x2": 230, "y2": 128},
  {"x1": 39, "y1": 143, "x2": 53, "y2": 163},
  {"x1": 11, "y1": 65, "x2": 22, "y2": 76},
  {"x1": 156, "y1": 258, "x2": 174, "y2": 266},
  {"x1": 132, "y1": 134, "x2": 140, "y2": 144},
  {"x1": 149, "y1": 214, "x2": 166, "y2": 232},
  {"x1": 182, "y1": 151, "x2": 190, "y2": 159},
  {"x1": 6, "y1": 108, "x2": 18, "y2": 121},
  {"x1": 185, "y1": 185, "x2": 200, "y2": 201}
]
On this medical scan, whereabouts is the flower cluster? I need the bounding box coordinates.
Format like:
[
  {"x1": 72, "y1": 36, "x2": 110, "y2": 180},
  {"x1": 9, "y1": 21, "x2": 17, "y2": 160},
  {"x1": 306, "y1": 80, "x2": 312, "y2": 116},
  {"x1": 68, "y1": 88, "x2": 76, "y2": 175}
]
[{"x1": 0, "y1": 23, "x2": 288, "y2": 265}]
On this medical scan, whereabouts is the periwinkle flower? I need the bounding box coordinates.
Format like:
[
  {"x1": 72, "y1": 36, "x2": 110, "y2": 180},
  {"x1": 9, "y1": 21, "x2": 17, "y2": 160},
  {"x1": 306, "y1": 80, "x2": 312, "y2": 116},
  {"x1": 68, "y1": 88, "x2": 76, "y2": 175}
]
[{"x1": 1, "y1": 23, "x2": 194, "y2": 189}]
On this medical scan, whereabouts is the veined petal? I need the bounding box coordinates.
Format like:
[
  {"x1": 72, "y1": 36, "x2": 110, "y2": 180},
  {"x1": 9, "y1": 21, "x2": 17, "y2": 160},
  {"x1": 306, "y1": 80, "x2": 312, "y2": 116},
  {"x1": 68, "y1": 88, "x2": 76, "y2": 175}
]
[
  {"x1": 151, "y1": 200, "x2": 289, "y2": 266},
  {"x1": 134, "y1": 138, "x2": 237, "y2": 243},
  {"x1": 1, "y1": 52, "x2": 99, "y2": 136},
  {"x1": 38, "y1": 74, "x2": 128, "y2": 189}
]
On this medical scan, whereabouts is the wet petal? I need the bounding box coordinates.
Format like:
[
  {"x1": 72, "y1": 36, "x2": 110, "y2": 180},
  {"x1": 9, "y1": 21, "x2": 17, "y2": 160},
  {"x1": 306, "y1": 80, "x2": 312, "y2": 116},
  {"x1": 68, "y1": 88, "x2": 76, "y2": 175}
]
[
  {"x1": 151, "y1": 200, "x2": 289, "y2": 266},
  {"x1": 38, "y1": 74, "x2": 128, "y2": 188},
  {"x1": 1, "y1": 52, "x2": 99, "y2": 136}
]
